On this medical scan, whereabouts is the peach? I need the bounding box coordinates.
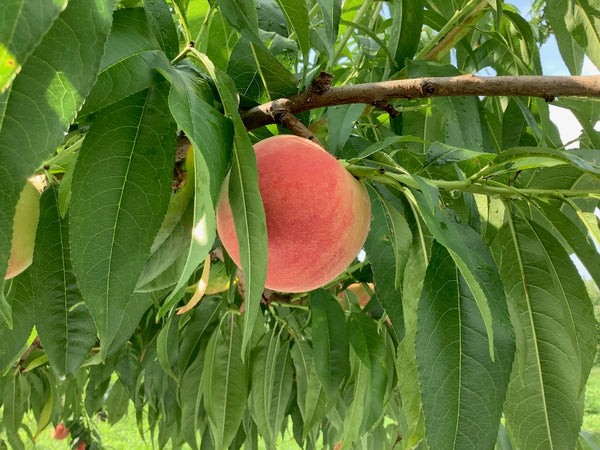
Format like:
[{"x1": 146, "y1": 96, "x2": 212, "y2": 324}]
[
  {"x1": 50, "y1": 423, "x2": 69, "y2": 440},
  {"x1": 5, "y1": 180, "x2": 41, "y2": 279},
  {"x1": 216, "y1": 135, "x2": 371, "y2": 293},
  {"x1": 339, "y1": 282, "x2": 374, "y2": 308}
]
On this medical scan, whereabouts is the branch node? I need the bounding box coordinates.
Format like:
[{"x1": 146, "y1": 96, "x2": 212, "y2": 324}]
[
  {"x1": 543, "y1": 93, "x2": 556, "y2": 103},
  {"x1": 309, "y1": 72, "x2": 334, "y2": 96},
  {"x1": 275, "y1": 110, "x2": 324, "y2": 147},
  {"x1": 372, "y1": 100, "x2": 400, "y2": 118},
  {"x1": 421, "y1": 79, "x2": 436, "y2": 96}
]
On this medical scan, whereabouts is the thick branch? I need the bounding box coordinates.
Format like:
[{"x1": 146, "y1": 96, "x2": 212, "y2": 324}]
[{"x1": 242, "y1": 74, "x2": 600, "y2": 130}]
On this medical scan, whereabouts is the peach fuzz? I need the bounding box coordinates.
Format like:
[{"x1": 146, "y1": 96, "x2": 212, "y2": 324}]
[
  {"x1": 5, "y1": 180, "x2": 41, "y2": 279},
  {"x1": 216, "y1": 135, "x2": 371, "y2": 293}
]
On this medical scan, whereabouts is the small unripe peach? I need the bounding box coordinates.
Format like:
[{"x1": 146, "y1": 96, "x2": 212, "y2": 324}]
[
  {"x1": 5, "y1": 181, "x2": 41, "y2": 279},
  {"x1": 216, "y1": 135, "x2": 371, "y2": 293},
  {"x1": 50, "y1": 423, "x2": 69, "y2": 440},
  {"x1": 339, "y1": 282, "x2": 374, "y2": 308}
]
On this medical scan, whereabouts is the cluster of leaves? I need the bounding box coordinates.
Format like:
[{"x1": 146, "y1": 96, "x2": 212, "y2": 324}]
[{"x1": 1, "y1": 0, "x2": 600, "y2": 449}]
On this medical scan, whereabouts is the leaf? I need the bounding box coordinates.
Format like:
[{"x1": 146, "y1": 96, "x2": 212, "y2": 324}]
[
  {"x1": 143, "y1": 0, "x2": 180, "y2": 60},
  {"x1": 215, "y1": 0, "x2": 262, "y2": 45},
  {"x1": 494, "y1": 216, "x2": 597, "y2": 449},
  {"x1": 274, "y1": 0, "x2": 310, "y2": 56},
  {"x1": 81, "y1": 8, "x2": 172, "y2": 116},
  {"x1": 0, "y1": 0, "x2": 113, "y2": 323},
  {"x1": 364, "y1": 187, "x2": 410, "y2": 339},
  {"x1": 491, "y1": 146, "x2": 600, "y2": 177},
  {"x1": 408, "y1": 61, "x2": 488, "y2": 152},
  {"x1": 411, "y1": 179, "x2": 510, "y2": 360},
  {"x1": 416, "y1": 242, "x2": 515, "y2": 450},
  {"x1": 348, "y1": 313, "x2": 388, "y2": 433},
  {"x1": 290, "y1": 340, "x2": 336, "y2": 441},
  {"x1": 530, "y1": 200, "x2": 600, "y2": 292},
  {"x1": 546, "y1": 0, "x2": 585, "y2": 74},
  {"x1": 566, "y1": 0, "x2": 600, "y2": 71},
  {"x1": 180, "y1": 342, "x2": 207, "y2": 450},
  {"x1": 250, "y1": 328, "x2": 294, "y2": 448},
  {"x1": 388, "y1": 0, "x2": 424, "y2": 68},
  {"x1": 0, "y1": 273, "x2": 34, "y2": 371},
  {"x1": 327, "y1": 104, "x2": 365, "y2": 156},
  {"x1": 30, "y1": 186, "x2": 97, "y2": 377},
  {"x1": 396, "y1": 237, "x2": 429, "y2": 448},
  {"x1": 156, "y1": 313, "x2": 180, "y2": 382},
  {"x1": 424, "y1": 141, "x2": 496, "y2": 168},
  {"x1": 317, "y1": 0, "x2": 342, "y2": 47},
  {"x1": 250, "y1": 42, "x2": 298, "y2": 100},
  {"x1": 156, "y1": 64, "x2": 233, "y2": 315},
  {"x1": 192, "y1": 53, "x2": 268, "y2": 357},
  {"x1": 0, "y1": 0, "x2": 66, "y2": 91},
  {"x1": 310, "y1": 289, "x2": 350, "y2": 396},
  {"x1": 202, "y1": 314, "x2": 248, "y2": 449},
  {"x1": 105, "y1": 379, "x2": 130, "y2": 425},
  {"x1": 70, "y1": 82, "x2": 176, "y2": 355}
]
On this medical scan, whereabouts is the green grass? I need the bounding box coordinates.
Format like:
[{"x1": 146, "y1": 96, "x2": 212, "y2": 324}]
[{"x1": 583, "y1": 366, "x2": 600, "y2": 432}]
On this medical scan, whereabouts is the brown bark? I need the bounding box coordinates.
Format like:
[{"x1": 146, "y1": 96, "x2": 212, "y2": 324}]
[{"x1": 241, "y1": 73, "x2": 600, "y2": 131}]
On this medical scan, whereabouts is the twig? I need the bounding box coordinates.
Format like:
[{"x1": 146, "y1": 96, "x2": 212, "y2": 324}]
[{"x1": 242, "y1": 74, "x2": 600, "y2": 130}]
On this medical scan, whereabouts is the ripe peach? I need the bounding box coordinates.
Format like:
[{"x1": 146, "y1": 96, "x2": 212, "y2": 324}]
[
  {"x1": 216, "y1": 135, "x2": 371, "y2": 293},
  {"x1": 5, "y1": 180, "x2": 41, "y2": 279},
  {"x1": 50, "y1": 423, "x2": 69, "y2": 440}
]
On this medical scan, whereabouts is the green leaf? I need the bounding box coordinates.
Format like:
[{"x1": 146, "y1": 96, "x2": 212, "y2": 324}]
[
  {"x1": 0, "y1": 273, "x2": 34, "y2": 371},
  {"x1": 529, "y1": 200, "x2": 600, "y2": 292},
  {"x1": 348, "y1": 313, "x2": 389, "y2": 433},
  {"x1": 416, "y1": 242, "x2": 515, "y2": 450},
  {"x1": 144, "y1": 0, "x2": 180, "y2": 60},
  {"x1": 408, "y1": 61, "x2": 488, "y2": 152},
  {"x1": 105, "y1": 379, "x2": 130, "y2": 425},
  {"x1": 317, "y1": 0, "x2": 341, "y2": 47},
  {"x1": 491, "y1": 146, "x2": 600, "y2": 176},
  {"x1": 202, "y1": 314, "x2": 248, "y2": 449},
  {"x1": 180, "y1": 341, "x2": 207, "y2": 450},
  {"x1": 290, "y1": 340, "x2": 336, "y2": 441},
  {"x1": 364, "y1": 187, "x2": 411, "y2": 339},
  {"x1": 566, "y1": 0, "x2": 600, "y2": 71},
  {"x1": 156, "y1": 64, "x2": 234, "y2": 315},
  {"x1": 546, "y1": 0, "x2": 585, "y2": 74},
  {"x1": 411, "y1": 179, "x2": 510, "y2": 360},
  {"x1": 327, "y1": 104, "x2": 365, "y2": 156},
  {"x1": 396, "y1": 237, "x2": 429, "y2": 448},
  {"x1": 81, "y1": 8, "x2": 172, "y2": 116},
  {"x1": 215, "y1": 0, "x2": 262, "y2": 45},
  {"x1": 156, "y1": 313, "x2": 179, "y2": 382},
  {"x1": 310, "y1": 289, "x2": 350, "y2": 396},
  {"x1": 250, "y1": 327, "x2": 294, "y2": 448},
  {"x1": 0, "y1": 0, "x2": 66, "y2": 91},
  {"x1": 70, "y1": 83, "x2": 176, "y2": 354},
  {"x1": 250, "y1": 42, "x2": 298, "y2": 100},
  {"x1": 30, "y1": 186, "x2": 96, "y2": 377},
  {"x1": 0, "y1": 0, "x2": 113, "y2": 322},
  {"x1": 495, "y1": 216, "x2": 597, "y2": 449},
  {"x1": 424, "y1": 141, "x2": 496, "y2": 168},
  {"x1": 177, "y1": 296, "x2": 222, "y2": 376},
  {"x1": 192, "y1": 53, "x2": 268, "y2": 357},
  {"x1": 274, "y1": 0, "x2": 310, "y2": 56},
  {"x1": 388, "y1": 0, "x2": 424, "y2": 69}
]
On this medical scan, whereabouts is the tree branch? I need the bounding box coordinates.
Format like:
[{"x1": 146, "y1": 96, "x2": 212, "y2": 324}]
[{"x1": 241, "y1": 74, "x2": 600, "y2": 131}]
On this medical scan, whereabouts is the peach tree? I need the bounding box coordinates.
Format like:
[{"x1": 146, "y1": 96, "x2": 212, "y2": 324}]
[{"x1": 0, "y1": 0, "x2": 599, "y2": 449}]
